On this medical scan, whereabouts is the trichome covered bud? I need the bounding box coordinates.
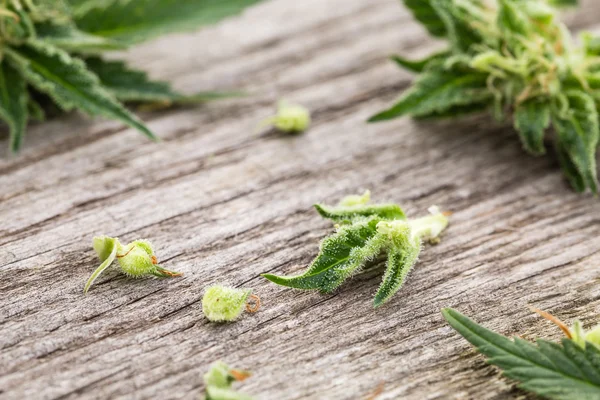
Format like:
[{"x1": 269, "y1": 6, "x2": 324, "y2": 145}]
[
  {"x1": 202, "y1": 285, "x2": 260, "y2": 322},
  {"x1": 259, "y1": 101, "x2": 310, "y2": 133},
  {"x1": 84, "y1": 236, "x2": 182, "y2": 293}
]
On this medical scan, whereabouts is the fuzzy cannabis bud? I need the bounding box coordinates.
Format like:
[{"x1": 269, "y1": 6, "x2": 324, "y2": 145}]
[
  {"x1": 202, "y1": 285, "x2": 260, "y2": 322},
  {"x1": 84, "y1": 236, "x2": 182, "y2": 293},
  {"x1": 262, "y1": 191, "x2": 450, "y2": 307},
  {"x1": 203, "y1": 361, "x2": 253, "y2": 400},
  {"x1": 259, "y1": 101, "x2": 311, "y2": 133},
  {"x1": 371, "y1": 0, "x2": 600, "y2": 193}
]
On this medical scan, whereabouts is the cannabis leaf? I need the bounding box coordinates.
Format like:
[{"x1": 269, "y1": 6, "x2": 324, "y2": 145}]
[
  {"x1": 443, "y1": 308, "x2": 600, "y2": 400},
  {"x1": 0, "y1": 0, "x2": 265, "y2": 152},
  {"x1": 73, "y1": 0, "x2": 267, "y2": 45},
  {"x1": 372, "y1": 0, "x2": 600, "y2": 193},
  {"x1": 262, "y1": 192, "x2": 450, "y2": 307}
]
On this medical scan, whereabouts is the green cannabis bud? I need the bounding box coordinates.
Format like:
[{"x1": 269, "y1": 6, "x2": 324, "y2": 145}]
[
  {"x1": 203, "y1": 361, "x2": 253, "y2": 400},
  {"x1": 202, "y1": 285, "x2": 260, "y2": 322},
  {"x1": 262, "y1": 191, "x2": 450, "y2": 307},
  {"x1": 371, "y1": 0, "x2": 600, "y2": 193},
  {"x1": 84, "y1": 236, "x2": 181, "y2": 293},
  {"x1": 260, "y1": 101, "x2": 311, "y2": 133}
]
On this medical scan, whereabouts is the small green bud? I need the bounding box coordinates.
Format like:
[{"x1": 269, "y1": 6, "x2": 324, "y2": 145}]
[
  {"x1": 84, "y1": 236, "x2": 182, "y2": 293},
  {"x1": 203, "y1": 361, "x2": 253, "y2": 400},
  {"x1": 259, "y1": 101, "x2": 310, "y2": 133},
  {"x1": 202, "y1": 285, "x2": 259, "y2": 322}
]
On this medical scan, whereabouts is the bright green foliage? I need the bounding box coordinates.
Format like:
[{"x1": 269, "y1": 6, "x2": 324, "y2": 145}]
[
  {"x1": 74, "y1": 0, "x2": 267, "y2": 45},
  {"x1": 203, "y1": 361, "x2": 254, "y2": 400},
  {"x1": 259, "y1": 101, "x2": 311, "y2": 133},
  {"x1": 84, "y1": 235, "x2": 181, "y2": 293},
  {"x1": 372, "y1": 0, "x2": 600, "y2": 193},
  {"x1": 0, "y1": 0, "x2": 265, "y2": 152},
  {"x1": 443, "y1": 308, "x2": 600, "y2": 400},
  {"x1": 262, "y1": 192, "x2": 450, "y2": 307},
  {"x1": 202, "y1": 285, "x2": 252, "y2": 322}
]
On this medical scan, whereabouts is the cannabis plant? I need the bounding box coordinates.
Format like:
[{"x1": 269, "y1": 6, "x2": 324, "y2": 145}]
[
  {"x1": 263, "y1": 191, "x2": 450, "y2": 307},
  {"x1": 370, "y1": 0, "x2": 600, "y2": 193},
  {"x1": 0, "y1": 0, "x2": 264, "y2": 152}
]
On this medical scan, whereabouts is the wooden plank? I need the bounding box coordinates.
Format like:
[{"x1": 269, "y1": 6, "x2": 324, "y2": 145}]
[{"x1": 2, "y1": 0, "x2": 600, "y2": 399}]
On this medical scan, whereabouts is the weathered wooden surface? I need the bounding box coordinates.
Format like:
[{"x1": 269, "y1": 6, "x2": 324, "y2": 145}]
[{"x1": 2, "y1": 1, "x2": 600, "y2": 399}]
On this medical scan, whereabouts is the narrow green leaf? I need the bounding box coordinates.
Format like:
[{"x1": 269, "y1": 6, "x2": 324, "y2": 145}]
[
  {"x1": 5, "y1": 41, "x2": 157, "y2": 141},
  {"x1": 514, "y1": 98, "x2": 551, "y2": 155},
  {"x1": 554, "y1": 142, "x2": 587, "y2": 192},
  {"x1": 36, "y1": 22, "x2": 126, "y2": 53},
  {"x1": 83, "y1": 57, "x2": 233, "y2": 103},
  {"x1": 548, "y1": 0, "x2": 578, "y2": 7},
  {"x1": 74, "y1": 0, "x2": 268, "y2": 45},
  {"x1": 369, "y1": 70, "x2": 490, "y2": 122},
  {"x1": 443, "y1": 308, "x2": 600, "y2": 400},
  {"x1": 373, "y1": 242, "x2": 420, "y2": 307},
  {"x1": 67, "y1": 0, "x2": 117, "y2": 18},
  {"x1": 390, "y1": 50, "x2": 450, "y2": 73},
  {"x1": 27, "y1": 96, "x2": 46, "y2": 122},
  {"x1": 551, "y1": 91, "x2": 599, "y2": 192},
  {"x1": 0, "y1": 62, "x2": 28, "y2": 152},
  {"x1": 262, "y1": 218, "x2": 384, "y2": 292},
  {"x1": 84, "y1": 237, "x2": 118, "y2": 294},
  {"x1": 413, "y1": 101, "x2": 489, "y2": 119},
  {"x1": 401, "y1": 0, "x2": 447, "y2": 37},
  {"x1": 314, "y1": 203, "x2": 405, "y2": 223}
]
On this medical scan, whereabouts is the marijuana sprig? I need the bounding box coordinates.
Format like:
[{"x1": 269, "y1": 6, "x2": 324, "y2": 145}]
[
  {"x1": 0, "y1": 0, "x2": 265, "y2": 152},
  {"x1": 443, "y1": 307, "x2": 600, "y2": 400},
  {"x1": 262, "y1": 191, "x2": 450, "y2": 307},
  {"x1": 84, "y1": 235, "x2": 181, "y2": 293},
  {"x1": 371, "y1": 0, "x2": 600, "y2": 193}
]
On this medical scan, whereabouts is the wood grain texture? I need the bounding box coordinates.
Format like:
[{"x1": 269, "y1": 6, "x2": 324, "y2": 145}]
[{"x1": 2, "y1": 1, "x2": 600, "y2": 399}]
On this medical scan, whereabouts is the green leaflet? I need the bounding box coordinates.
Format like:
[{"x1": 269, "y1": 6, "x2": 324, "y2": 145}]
[
  {"x1": 5, "y1": 41, "x2": 157, "y2": 140},
  {"x1": 443, "y1": 308, "x2": 600, "y2": 400},
  {"x1": 263, "y1": 218, "x2": 384, "y2": 292},
  {"x1": 74, "y1": 0, "x2": 267, "y2": 45},
  {"x1": 368, "y1": 70, "x2": 490, "y2": 122},
  {"x1": 390, "y1": 50, "x2": 450, "y2": 73},
  {"x1": 0, "y1": 62, "x2": 28, "y2": 152},
  {"x1": 35, "y1": 22, "x2": 126, "y2": 53},
  {"x1": 373, "y1": 240, "x2": 420, "y2": 307},
  {"x1": 315, "y1": 203, "x2": 405, "y2": 223},
  {"x1": 514, "y1": 98, "x2": 551, "y2": 155},
  {"x1": 552, "y1": 91, "x2": 599, "y2": 193},
  {"x1": 84, "y1": 57, "x2": 233, "y2": 103},
  {"x1": 263, "y1": 192, "x2": 450, "y2": 307},
  {"x1": 549, "y1": 0, "x2": 579, "y2": 6},
  {"x1": 84, "y1": 236, "x2": 118, "y2": 294},
  {"x1": 401, "y1": 0, "x2": 446, "y2": 37}
]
